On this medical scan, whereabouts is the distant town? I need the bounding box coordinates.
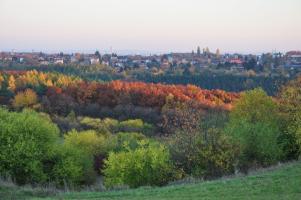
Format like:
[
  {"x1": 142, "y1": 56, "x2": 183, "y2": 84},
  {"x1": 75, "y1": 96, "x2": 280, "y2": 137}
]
[{"x1": 1, "y1": 47, "x2": 301, "y2": 72}]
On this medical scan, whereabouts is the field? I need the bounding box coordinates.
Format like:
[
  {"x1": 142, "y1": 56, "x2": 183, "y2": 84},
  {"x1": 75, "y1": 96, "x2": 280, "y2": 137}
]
[{"x1": 1, "y1": 160, "x2": 300, "y2": 200}]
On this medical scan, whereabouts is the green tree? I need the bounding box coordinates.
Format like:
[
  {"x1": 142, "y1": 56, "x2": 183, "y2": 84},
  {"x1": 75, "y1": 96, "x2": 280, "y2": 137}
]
[
  {"x1": 63, "y1": 129, "x2": 109, "y2": 177},
  {"x1": 278, "y1": 76, "x2": 301, "y2": 159},
  {"x1": 49, "y1": 144, "x2": 95, "y2": 186},
  {"x1": 0, "y1": 108, "x2": 59, "y2": 184},
  {"x1": 103, "y1": 140, "x2": 177, "y2": 188},
  {"x1": 226, "y1": 88, "x2": 282, "y2": 172}
]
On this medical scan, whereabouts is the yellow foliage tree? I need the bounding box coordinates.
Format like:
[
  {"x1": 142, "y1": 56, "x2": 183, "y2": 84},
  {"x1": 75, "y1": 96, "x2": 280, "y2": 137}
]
[
  {"x1": 13, "y1": 89, "x2": 38, "y2": 109},
  {"x1": 0, "y1": 74, "x2": 4, "y2": 89},
  {"x1": 8, "y1": 75, "x2": 16, "y2": 92}
]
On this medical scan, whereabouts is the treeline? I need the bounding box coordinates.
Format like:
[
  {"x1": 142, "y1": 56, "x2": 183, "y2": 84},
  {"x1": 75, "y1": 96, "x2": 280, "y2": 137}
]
[
  {"x1": 0, "y1": 65, "x2": 122, "y2": 82},
  {"x1": 1, "y1": 70, "x2": 301, "y2": 190},
  {"x1": 133, "y1": 73, "x2": 289, "y2": 95},
  {"x1": 0, "y1": 65, "x2": 293, "y2": 95}
]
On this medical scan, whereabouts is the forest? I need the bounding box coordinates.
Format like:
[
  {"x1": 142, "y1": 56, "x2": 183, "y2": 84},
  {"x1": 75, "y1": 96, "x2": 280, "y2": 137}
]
[
  {"x1": 0, "y1": 64, "x2": 295, "y2": 95},
  {"x1": 0, "y1": 69, "x2": 301, "y2": 190}
]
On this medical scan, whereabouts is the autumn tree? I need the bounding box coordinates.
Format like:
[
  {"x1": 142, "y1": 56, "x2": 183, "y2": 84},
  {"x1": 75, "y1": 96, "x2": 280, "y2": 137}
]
[
  {"x1": 161, "y1": 95, "x2": 204, "y2": 135},
  {"x1": 12, "y1": 89, "x2": 38, "y2": 109},
  {"x1": 7, "y1": 75, "x2": 16, "y2": 92},
  {"x1": 0, "y1": 74, "x2": 4, "y2": 90}
]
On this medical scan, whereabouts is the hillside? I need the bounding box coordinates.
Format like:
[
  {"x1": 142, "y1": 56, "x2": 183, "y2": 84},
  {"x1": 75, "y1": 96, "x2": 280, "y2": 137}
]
[{"x1": 1, "y1": 161, "x2": 300, "y2": 200}]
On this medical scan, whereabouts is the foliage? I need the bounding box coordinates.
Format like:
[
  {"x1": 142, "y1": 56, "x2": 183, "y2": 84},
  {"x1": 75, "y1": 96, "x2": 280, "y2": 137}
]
[
  {"x1": 64, "y1": 130, "x2": 106, "y2": 156},
  {"x1": 107, "y1": 132, "x2": 147, "y2": 153},
  {"x1": 278, "y1": 76, "x2": 301, "y2": 159},
  {"x1": 1, "y1": 69, "x2": 300, "y2": 190},
  {"x1": 80, "y1": 117, "x2": 155, "y2": 136},
  {"x1": 119, "y1": 119, "x2": 154, "y2": 135},
  {"x1": 1, "y1": 64, "x2": 292, "y2": 95},
  {"x1": 80, "y1": 117, "x2": 119, "y2": 135},
  {"x1": 64, "y1": 129, "x2": 108, "y2": 174},
  {"x1": 0, "y1": 74, "x2": 4, "y2": 89},
  {"x1": 0, "y1": 70, "x2": 238, "y2": 112},
  {"x1": 166, "y1": 128, "x2": 238, "y2": 178},
  {"x1": 161, "y1": 98, "x2": 204, "y2": 134},
  {"x1": 7, "y1": 75, "x2": 16, "y2": 92},
  {"x1": 0, "y1": 108, "x2": 59, "y2": 185},
  {"x1": 103, "y1": 140, "x2": 178, "y2": 188},
  {"x1": 226, "y1": 88, "x2": 282, "y2": 171},
  {"x1": 49, "y1": 144, "x2": 95, "y2": 186},
  {"x1": 12, "y1": 88, "x2": 38, "y2": 109}
]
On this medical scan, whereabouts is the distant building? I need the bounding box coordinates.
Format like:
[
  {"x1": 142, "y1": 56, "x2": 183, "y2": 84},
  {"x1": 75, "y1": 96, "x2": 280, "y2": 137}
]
[
  {"x1": 197, "y1": 46, "x2": 201, "y2": 56},
  {"x1": 89, "y1": 57, "x2": 100, "y2": 65},
  {"x1": 286, "y1": 51, "x2": 301, "y2": 67},
  {"x1": 40, "y1": 61, "x2": 50, "y2": 65},
  {"x1": 216, "y1": 49, "x2": 221, "y2": 58},
  {"x1": 229, "y1": 58, "x2": 243, "y2": 65},
  {"x1": 70, "y1": 56, "x2": 78, "y2": 63},
  {"x1": 54, "y1": 58, "x2": 64, "y2": 65}
]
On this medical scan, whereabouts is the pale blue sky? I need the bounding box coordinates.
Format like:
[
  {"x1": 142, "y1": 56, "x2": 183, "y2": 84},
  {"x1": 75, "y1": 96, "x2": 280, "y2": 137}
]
[{"x1": 0, "y1": 0, "x2": 300, "y2": 54}]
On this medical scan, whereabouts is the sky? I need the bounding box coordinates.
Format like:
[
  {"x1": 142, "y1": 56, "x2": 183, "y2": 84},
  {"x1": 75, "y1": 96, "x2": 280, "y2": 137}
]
[{"x1": 0, "y1": 0, "x2": 301, "y2": 54}]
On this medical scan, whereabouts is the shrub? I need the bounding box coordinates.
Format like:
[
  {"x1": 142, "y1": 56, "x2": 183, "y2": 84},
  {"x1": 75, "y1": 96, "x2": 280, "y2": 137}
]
[
  {"x1": 80, "y1": 117, "x2": 155, "y2": 136},
  {"x1": 64, "y1": 130, "x2": 106, "y2": 156},
  {"x1": 49, "y1": 144, "x2": 95, "y2": 186},
  {"x1": 119, "y1": 119, "x2": 154, "y2": 135},
  {"x1": 80, "y1": 117, "x2": 119, "y2": 135},
  {"x1": 194, "y1": 129, "x2": 238, "y2": 178},
  {"x1": 166, "y1": 128, "x2": 237, "y2": 179},
  {"x1": 107, "y1": 132, "x2": 147, "y2": 153},
  {"x1": 226, "y1": 88, "x2": 282, "y2": 171},
  {"x1": 0, "y1": 108, "x2": 59, "y2": 185},
  {"x1": 103, "y1": 140, "x2": 177, "y2": 188},
  {"x1": 64, "y1": 129, "x2": 108, "y2": 174}
]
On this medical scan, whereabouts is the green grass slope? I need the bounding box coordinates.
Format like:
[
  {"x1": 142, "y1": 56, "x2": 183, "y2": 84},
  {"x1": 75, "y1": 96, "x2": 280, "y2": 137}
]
[{"x1": 1, "y1": 161, "x2": 301, "y2": 200}]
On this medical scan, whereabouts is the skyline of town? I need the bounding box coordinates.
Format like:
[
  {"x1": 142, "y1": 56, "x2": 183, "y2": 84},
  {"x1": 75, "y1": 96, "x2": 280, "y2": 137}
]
[
  {"x1": 1, "y1": 47, "x2": 300, "y2": 70},
  {"x1": 1, "y1": 46, "x2": 300, "y2": 56}
]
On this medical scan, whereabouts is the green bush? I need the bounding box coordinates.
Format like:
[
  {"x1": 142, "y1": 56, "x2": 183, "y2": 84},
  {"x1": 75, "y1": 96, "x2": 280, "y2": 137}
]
[
  {"x1": 119, "y1": 119, "x2": 154, "y2": 135},
  {"x1": 226, "y1": 88, "x2": 282, "y2": 171},
  {"x1": 80, "y1": 117, "x2": 119, "y2": 135},
  {"x1": 64, "y1": 129, "x2": 108, "y2": 176},
  {"x1": 64, "y1": 130, "x2": 106, "y2": 156},
  {"x1": 49, "y1": 144, "x2": 95, "y2": 186},
  {"x1": 194, "y1": 129, "x2": 238, "y2": 178},
  {"x1": 166, "y1": 129, "x2": 238, "y2": 179},
  {"x1": 288, "y1": 109, "x2": 301, "y2": 155},
  {"x1": 0, "y1": 108, "x2": 59, "y2": 185},
  {"x1": 103, "y1": 140, "x2": 177, "y2": 188},
  {"x1": 80, "y1": 117, "x2": 155, "y2": 136},
  {"x1": 107, "y1": 132, "x2": 147, "y2": 153}
]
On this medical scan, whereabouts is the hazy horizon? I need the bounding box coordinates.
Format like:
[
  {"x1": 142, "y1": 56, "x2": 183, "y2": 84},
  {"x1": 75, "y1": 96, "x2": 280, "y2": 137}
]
[{"x1": 1, "y1": 0, "x2": 301, "y2": 54}]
